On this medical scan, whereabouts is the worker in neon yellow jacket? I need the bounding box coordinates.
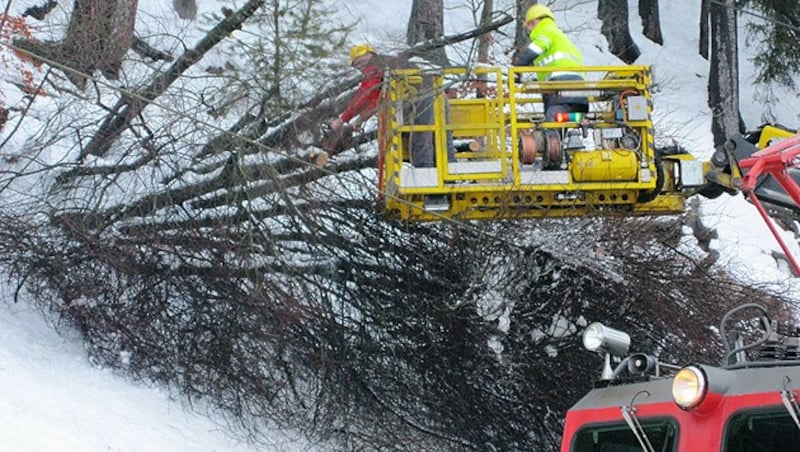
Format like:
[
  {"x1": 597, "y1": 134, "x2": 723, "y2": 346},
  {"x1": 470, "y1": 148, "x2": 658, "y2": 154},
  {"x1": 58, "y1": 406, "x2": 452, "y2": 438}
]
[{"x1": 513, "y1": 4, "x2": 589, "y2": 121}]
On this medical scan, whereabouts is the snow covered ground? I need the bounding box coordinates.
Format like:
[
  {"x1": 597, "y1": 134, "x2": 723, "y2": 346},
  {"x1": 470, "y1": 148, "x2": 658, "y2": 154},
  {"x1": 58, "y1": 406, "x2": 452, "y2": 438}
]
[
  {"x1": 0, "y1": 301, "x2": 264, "y2": 451},
  {"x1": 1, "y1": 0, "x2": 799, "y2": 450}
]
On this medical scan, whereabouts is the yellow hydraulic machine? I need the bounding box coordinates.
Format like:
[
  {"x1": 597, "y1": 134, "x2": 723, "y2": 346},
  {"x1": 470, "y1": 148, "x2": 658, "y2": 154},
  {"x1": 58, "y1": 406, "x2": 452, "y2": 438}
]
[{"x1": 378, "y1": 65, "x2": 706, "y2": 222}]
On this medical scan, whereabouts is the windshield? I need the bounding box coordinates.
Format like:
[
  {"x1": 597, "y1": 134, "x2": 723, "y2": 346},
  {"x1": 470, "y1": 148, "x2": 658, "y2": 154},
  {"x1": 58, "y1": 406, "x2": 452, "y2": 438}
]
[
  {"x1": 571, "y1": 419, "x2": 677, "y2": 452},
  {"x1": 723, "y1": 408, "x2": 800, "y2": 451}
]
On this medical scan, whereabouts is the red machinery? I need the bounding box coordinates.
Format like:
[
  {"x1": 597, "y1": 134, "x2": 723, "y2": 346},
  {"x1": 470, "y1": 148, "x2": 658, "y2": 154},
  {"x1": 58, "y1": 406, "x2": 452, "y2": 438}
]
[
  {"x1": 562, "y1": 304, "x2": 800, "y2": 451},
  {"x1": 561, "y1": 127, "x2": 800, "y2": 451},
  {"x1": 738, "y1": 134, "x2": 800, "y2": 275}
]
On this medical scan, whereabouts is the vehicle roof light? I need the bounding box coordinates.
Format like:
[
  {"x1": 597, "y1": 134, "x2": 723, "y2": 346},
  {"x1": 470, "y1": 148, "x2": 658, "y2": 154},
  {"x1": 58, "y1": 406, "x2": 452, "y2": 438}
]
[
  {"x1": 582, "y1": 322, "x2": 630, "y2": 356},
  {"x1": 672, "y1": 365, "x2": 707, "y2": 411}
]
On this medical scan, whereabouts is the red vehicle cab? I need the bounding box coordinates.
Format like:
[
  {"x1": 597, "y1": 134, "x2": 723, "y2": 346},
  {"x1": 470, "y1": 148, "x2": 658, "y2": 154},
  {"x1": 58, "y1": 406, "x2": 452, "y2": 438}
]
[{"x1": 561, "y1": 304, "x2": 800, "y2": 451}]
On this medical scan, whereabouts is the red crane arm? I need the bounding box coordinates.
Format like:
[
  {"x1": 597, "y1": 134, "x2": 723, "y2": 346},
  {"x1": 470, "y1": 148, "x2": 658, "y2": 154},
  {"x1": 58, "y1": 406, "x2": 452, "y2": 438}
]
[{"x1": 737, "y1": 135, "x2": 800, "y2": 276}]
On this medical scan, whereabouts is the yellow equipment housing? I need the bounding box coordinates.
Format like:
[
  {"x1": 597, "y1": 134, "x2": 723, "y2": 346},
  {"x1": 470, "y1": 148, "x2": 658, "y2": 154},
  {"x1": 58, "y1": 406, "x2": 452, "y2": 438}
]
[{"x1": 378, "y1": 65, "x2": 708, "y2": 222}]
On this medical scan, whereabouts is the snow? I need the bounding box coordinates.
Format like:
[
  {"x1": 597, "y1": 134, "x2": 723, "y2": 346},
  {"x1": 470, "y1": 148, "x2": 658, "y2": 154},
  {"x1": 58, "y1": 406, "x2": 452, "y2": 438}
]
[
  {"x1": 1, "y1": 0, "x2": 799, "y2": 449},
  {"x1": 0, "y1": 302, "x2": 257, "y2": 451}
]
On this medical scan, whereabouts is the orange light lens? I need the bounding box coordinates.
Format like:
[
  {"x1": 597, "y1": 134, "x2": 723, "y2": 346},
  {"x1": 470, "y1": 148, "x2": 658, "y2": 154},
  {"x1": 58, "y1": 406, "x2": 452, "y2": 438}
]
[{"x1": 672, "y1": 366, "x2": 707, "y2": 410}]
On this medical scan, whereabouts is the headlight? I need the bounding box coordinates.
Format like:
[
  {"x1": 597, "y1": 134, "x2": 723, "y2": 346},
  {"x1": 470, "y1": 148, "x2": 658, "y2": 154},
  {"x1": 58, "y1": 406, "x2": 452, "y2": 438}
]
[
  {"x1": 672, "y1": 365, "x2": 707, "y2": 410},
  {"x1": 582, "y1": 322, "x2": 631, "y2": 356},
  {"x1": 582, "y1": 323, "x2": 606, "y2": 351}
]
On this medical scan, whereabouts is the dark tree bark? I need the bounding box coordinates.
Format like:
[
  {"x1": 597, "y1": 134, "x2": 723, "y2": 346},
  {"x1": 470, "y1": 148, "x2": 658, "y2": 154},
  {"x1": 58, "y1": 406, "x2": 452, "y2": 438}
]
[
  {"x1": 131, "y1": 37, "x2": 174, "y2": 62},
  {"x1": 514, "y1": 0, "x2": 537, "y2": 51},
  {"x1": 16, "y1": 1, "x2": 177, "y2": 88},
  {"x1": 407, "y1": 0, "x2": 449, "y2": 66},
  {"x1": 474, "y1": 0, "x2": 494, "y2": 97},
  {"x1": 699, "y1": 0, "x2": 710, "y2": 59},
  {"x1": 22, "y1": 0, "x2": 58, "y2": 20},
  {"x1": 708, "y1": 0, "x2": 743, "y2": 147},
  {"x1": 477, "y1": 0, "x2": 494, "y2": 65},
  {"x1": 598, "y1": 0, "x2": 641, "y2": 63},
  {"x1": 173, "y1": 0, "x2": 197, "y2": 20},
  {"x1": 639, "y1": 0, "x2": 663, "y2": 45},
  {"x1": 63, "y1": 0, "x2": 138, "y2": 86}
]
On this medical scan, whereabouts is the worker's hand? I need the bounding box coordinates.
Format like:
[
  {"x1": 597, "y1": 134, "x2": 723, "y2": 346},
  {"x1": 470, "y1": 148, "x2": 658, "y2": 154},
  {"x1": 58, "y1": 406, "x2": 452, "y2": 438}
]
[
  {"x1": 510, "y1": 48, "x2": 522, "y2": 66},
  {"x1": 329, "y1": 118, "x2": 344, "y2": 130}
]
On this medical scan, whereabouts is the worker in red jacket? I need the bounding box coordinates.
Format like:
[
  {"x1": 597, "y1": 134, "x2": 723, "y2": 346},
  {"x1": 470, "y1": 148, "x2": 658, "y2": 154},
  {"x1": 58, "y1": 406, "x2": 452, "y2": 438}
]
[{"x1": 330, "y1": 44, "x2": 453, "y2": 168}]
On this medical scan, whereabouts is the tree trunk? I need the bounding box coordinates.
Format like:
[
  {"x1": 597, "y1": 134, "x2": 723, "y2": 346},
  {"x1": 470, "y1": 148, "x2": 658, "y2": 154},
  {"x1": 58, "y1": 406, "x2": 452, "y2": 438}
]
[
  {"x1": 173, "y1": 0, "x2": 197, "y2": 20},
  {"x1": 407, "y1": 0, "x2": 449, "y2": 66},
  {"x1": 32, "y1": 0, "x2": 138, "y2": 89},
  {"x1": 476, "y1": 0, "x2": 494, "y2": 97},
  {"x1": 639, "y1": 0, "x2": 663, "y2": 45},
  {"x1": 597, "y1": 0, "x2": 641, "y2": 63},
  {"x1": 269, "y1": 0, "x2": 283, "y2": 103},
  {"x1": 699, "y1": 0, "x2": 710, "y2": 60},
  {"x1": 514, "y1": 0, "x2": 537, "y2": 51},
  {"x1": 477, "y1": 0, "x2": 494, "y2": 65},
  {"x1": 708, "y1": 0, "x2": 742, "y2": 147},
  {"x1": 105, "y1": 0, "x2": 138, "y2": 76},
  {"x1": 16, "y1": 0, "x2": 138, "y2": 88},
  {"x1": 80, "y1": 0, "x2": 267, "y2": 158},
  {"x1": 61, "y1": 0, "x2": 138, "y2": 87}
]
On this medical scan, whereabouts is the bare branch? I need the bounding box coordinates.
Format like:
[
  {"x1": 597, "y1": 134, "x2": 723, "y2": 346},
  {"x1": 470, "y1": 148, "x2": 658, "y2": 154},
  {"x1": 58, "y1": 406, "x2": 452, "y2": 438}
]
[{"x1": 79, "y1": 0, "x2": 267, "y2": 159}]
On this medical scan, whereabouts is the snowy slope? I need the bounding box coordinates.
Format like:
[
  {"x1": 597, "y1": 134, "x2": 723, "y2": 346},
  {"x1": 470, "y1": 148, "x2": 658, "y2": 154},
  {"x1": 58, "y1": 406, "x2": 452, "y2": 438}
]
[
  {"x1": 0, "y1": 0, "x2": 798, "y2": 450},
  {"x1": 0, "y1": 302, "x2": 260, "y2": 451},
  {"x1": 0, "y1": 2, "x2": 318, "y2": 451}
]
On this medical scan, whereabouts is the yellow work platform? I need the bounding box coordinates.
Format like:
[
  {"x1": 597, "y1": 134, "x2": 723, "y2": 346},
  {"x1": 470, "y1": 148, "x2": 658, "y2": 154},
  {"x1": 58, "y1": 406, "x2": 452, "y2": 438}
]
[{"x1": 377, "y1": 65, "x2": 706, "y2": 222}]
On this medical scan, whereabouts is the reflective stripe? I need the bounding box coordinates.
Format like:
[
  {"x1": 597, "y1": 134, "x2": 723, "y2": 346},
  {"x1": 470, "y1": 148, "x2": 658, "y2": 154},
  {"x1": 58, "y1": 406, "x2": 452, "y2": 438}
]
[
  {"x1": 534, "y1": 35, "x2": 552, "y2": 49},
  {"x1": 548, "y1": 71, "x2": 582, "y2": 79},
  {"x1": 528, "y1": 42, "x2": 544, "y2": 55},
  {"x1": 536, "y1": 51, "x2": 582, "y2": 67}
]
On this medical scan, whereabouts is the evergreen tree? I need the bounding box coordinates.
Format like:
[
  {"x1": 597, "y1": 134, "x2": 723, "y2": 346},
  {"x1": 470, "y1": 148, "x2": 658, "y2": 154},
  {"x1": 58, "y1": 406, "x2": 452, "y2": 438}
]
[
  {"x1": 206, "y1": 0, "x2": 351, "y2": 117},
  {"x1": 739, "y1": 0, "x2": 800, "y2": 89}
]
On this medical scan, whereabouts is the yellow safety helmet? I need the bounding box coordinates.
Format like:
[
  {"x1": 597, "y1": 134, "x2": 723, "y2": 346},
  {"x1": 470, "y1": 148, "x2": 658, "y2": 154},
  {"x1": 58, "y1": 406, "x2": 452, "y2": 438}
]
[
  {"x1": 349, "y1": 44, "x2": 375, "y2": 64},
  {"x1": 525, "y1": 4, "x2": 554, "y2": 23}
]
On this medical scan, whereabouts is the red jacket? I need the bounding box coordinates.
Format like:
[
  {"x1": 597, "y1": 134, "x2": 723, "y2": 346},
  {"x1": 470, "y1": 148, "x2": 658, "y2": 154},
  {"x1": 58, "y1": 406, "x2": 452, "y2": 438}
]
[
  {"x1": 340, "y1": 63, "x2": 383, "y2": 123},
  {"x1": 340, "y1": 54, "x2": 412, "y2": 123}
]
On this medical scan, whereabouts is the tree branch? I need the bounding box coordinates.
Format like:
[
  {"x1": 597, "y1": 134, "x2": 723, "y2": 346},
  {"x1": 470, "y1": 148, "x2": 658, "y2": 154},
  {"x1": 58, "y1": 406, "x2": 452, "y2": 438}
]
[
  {"x1": 79, "y1": 0, "x2": 267, "y2": 159},
  {"x1": 189, "y1": 154, "x2": 377, "y2": 210},
  {"x1": 196, "y1": 13, "x2": 515, "y2": 160}
]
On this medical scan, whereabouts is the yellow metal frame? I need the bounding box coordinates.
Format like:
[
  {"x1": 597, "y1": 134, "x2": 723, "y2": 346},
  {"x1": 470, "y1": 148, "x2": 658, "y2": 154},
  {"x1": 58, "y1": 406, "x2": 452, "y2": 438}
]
[{"x1": 379, "y1": 65, "x2": 696, "y2": 222}]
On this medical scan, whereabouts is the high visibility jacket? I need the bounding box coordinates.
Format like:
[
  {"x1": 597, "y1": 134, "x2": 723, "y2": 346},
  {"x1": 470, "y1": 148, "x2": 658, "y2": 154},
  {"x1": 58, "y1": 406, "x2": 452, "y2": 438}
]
[{"x1": 515, "y1": 17, "x2": 583, "y2": 81}]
